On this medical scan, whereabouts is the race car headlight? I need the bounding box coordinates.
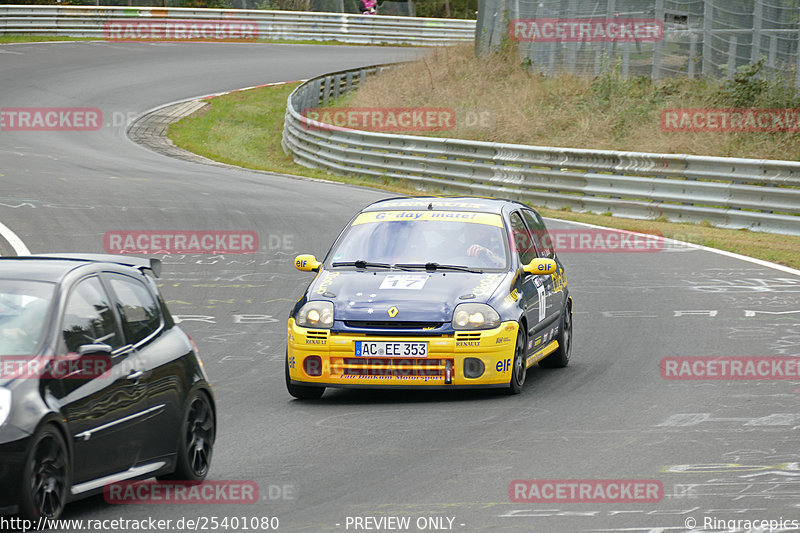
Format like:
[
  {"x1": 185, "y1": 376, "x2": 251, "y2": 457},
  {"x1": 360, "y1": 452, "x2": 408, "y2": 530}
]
[
  {"x1": 0, "y1": 388, "x2": 11, "y2": 427},
  {"x1": 296, "y1": 301, "x2": 334, "y2": 329},
  {"x1": 452, "y1": 303, "x2": 500, "y2": 330}
]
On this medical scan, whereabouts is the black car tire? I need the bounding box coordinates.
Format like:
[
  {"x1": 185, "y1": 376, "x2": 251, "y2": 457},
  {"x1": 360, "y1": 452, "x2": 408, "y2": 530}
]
[
  {"x1": 539, "y1": 300, "x2": 572, "y2": 368},
  {"x1": 285, "y1": 354, "x2": 324, "y2": 399},
  {"x1": 507, "y1": 325, "x2": 527, "y2": 394},
  {"x1": 20, "y1": 424, "x2": 69, "y2": 521},
  {"x1": 164, "y1": 391, "x2": 215, "y2": 481}
]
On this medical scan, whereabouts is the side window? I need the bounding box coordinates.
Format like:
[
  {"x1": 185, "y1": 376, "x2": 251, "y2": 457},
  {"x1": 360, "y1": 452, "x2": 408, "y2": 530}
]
[
  {"x1": 522, "y1": 209, "x2": 555, "y2": 259},
  {"x1": 106, "y1": 274, "x2": 162, "y2": 345},
  {"x1": 509, "y1": 212, "x2": 537, "y2": 265},
  {"x1": 62, "y1": 277, "x2": 122, "y2": 353}
]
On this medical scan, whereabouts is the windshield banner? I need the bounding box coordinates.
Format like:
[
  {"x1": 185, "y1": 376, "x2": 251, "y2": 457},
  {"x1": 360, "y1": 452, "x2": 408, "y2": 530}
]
[{"x1": 352, "y1": 211, "x2": 504, "y2": 227}]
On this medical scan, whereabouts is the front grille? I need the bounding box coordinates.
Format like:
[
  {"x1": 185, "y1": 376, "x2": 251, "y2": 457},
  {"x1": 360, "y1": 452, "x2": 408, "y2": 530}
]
[
  {"x1": 345, "y1": 321, "x2": 444, "y2": 330},
  {"x1": 332, "y1": 357, "x2": 453, "y2": 378},
  {"x1": 455, "y1": 332, "x2": 481, "y2": 341},
  {"x1": 306, "y1": 330, "x2": 329, "y2": 341}
]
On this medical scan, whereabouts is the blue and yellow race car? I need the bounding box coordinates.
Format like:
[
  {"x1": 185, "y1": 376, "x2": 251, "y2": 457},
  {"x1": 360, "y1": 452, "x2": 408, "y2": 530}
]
[{"x1": 286, "y1": 197, "x2": 572, "y2": 398}]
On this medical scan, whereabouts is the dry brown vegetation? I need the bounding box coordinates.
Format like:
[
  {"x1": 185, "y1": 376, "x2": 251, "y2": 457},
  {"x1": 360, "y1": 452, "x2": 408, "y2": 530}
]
[{"x1": 344, "y1": 44, "x2": 800, "y2": 160}]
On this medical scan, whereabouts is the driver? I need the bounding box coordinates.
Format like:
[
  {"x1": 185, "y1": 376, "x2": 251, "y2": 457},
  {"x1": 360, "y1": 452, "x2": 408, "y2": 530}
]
[{"x1": 466, "y1": 224, "x2": 505, "y2": 267}]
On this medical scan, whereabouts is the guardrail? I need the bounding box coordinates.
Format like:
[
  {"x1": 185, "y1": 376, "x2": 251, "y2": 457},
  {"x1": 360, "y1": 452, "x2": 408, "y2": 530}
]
[
  {"x1": 282, "y1": 65, "x2": 800, "y2": 236},
  {"x1": 0, "y1": 5, "x2": 475, "y2": 45}
]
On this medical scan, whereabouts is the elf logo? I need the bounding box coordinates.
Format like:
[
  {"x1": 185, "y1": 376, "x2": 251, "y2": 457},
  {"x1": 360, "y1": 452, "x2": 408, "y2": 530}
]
[{"x1": 496, "y1": 358, "x2": 512, "y2": 372}]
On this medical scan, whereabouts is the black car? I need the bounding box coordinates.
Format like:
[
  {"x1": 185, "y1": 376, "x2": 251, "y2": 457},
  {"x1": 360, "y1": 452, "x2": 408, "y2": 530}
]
[{"x1": 0, "y1": 254, "x2": 216, "y2": 520}]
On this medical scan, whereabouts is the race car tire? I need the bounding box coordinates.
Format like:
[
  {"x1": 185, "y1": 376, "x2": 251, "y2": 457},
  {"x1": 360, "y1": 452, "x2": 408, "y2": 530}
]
[
  {"x1": 163, "y1": 391, "x2": 215, "y2": 481},
  {"x1": 507, "y1": 325, "x2": 527, "y2": 394},
  {"x1": 539, "y1": 299, "x2": 572, "y2": 368},
  {"x1": 19, "y1": 423, "x2": 69, "y2": 521},
  {"x1": 286, "y1": 355, "x2": 325, "y2": 399}
]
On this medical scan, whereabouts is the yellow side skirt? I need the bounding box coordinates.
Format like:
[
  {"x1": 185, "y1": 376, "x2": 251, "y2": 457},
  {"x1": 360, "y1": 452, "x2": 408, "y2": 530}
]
[{"x1": 526, "y1": 340, "x2": 560, "y2": 368}]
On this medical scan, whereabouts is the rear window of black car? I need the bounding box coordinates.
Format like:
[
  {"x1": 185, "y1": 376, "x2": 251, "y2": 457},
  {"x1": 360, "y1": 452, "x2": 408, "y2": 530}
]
[
  {"x1": 62, "y1": 276, "x2": 122, "y2": 353},
  {"x1": 106, "y1": 273, "x2": 162, "y2": 345}
]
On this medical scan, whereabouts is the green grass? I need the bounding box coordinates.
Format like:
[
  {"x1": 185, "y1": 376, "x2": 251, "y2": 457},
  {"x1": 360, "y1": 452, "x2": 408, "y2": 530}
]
[
  {"x1": 167, "y1": 83, "x2": 419, "y2": 192},
  {"x1": 343, "y1": 45, "x2": 800, "y2": 160},
  {"x1": 167, "y1": 80, "x2": 800, "y2": 271},
  {"x1": 0, "y1": 34, "x2": 98, "y2": 43}
]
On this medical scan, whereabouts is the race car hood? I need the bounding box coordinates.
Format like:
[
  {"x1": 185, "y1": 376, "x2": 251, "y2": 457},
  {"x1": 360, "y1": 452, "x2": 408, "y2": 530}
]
[{"x1": 309, "y1": 269, "x2": 511, "y2": 323}]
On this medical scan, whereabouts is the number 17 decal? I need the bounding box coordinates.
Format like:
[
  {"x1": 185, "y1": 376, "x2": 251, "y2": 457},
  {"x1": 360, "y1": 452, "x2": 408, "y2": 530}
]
[
  {"x1": 379, "y1": 274, "x2": 429, "y2": 290},
  {"x1": 534, "y1": 276, "x2": 546, "y2": 321}
]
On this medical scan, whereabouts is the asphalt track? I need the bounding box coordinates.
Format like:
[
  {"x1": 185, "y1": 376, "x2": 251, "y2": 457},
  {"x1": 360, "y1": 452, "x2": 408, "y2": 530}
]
[{"x1": 1, "y1": 41, "x2": 800, "y2": 533}]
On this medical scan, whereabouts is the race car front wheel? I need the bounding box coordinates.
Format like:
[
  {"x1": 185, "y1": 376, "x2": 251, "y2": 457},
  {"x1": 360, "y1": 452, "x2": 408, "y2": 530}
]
[
  {"x1": 507, "y1": 325, "x2": 527, "y2": 394},
  {"x1": 286, "y1": 353, "x2": 325, "y2": 399},
  {"x1": 540, "y1": 299, "x2": 572, "y2": 368}
]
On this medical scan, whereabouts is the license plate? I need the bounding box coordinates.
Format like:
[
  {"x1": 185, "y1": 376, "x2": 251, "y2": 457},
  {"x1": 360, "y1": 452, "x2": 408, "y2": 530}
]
[{"x1": 354, "y1": 341, "x2": 428, "y2": 358}]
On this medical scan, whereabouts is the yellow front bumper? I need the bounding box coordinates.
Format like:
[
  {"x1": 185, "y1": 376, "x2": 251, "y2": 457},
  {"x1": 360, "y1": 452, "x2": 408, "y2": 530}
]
[{"x1": 287, "y1": 319, "x2": 520, "y2": 388}]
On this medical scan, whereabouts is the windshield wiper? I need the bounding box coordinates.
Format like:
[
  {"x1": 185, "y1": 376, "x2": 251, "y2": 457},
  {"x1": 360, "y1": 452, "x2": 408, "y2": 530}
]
[
  {"x1": 331, "y1": 260, "x2": 392, "y2": 269},
  {"x1": 394, "y1": 262, "x2": 483, "y2": 273}
]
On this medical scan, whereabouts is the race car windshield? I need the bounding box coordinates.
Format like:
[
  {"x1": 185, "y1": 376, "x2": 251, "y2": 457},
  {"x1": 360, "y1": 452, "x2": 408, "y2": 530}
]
[
  {"x1": 329, "y1": 217, "x2": 509, "y2": 271},
  {"x1": 0, "y1": 280, "x2": 55, "y2": 356}
]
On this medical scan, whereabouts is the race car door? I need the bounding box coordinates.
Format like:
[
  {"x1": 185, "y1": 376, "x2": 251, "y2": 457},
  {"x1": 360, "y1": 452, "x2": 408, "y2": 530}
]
[
  {"x1": 521, "y1": 208, "x2": 564, "y2": 332},
  {"x1": 56, "y1": 275, "x2": 148, "y2": 484},
  {"x1": 508, "y1": 211, "x2": 549, "y2": 354}
]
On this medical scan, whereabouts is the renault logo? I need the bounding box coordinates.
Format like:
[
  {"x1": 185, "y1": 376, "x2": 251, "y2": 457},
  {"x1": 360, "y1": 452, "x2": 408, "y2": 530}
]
[{"x1": 388, "y1": 306, "x2": 399, "y2": 317}]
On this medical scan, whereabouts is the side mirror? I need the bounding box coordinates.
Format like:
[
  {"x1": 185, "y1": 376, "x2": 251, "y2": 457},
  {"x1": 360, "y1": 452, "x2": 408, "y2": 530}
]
[
  {"x1": 77, "y1": 343, "x2": 113, "y2": 356},
  {"x1": 294, "y1": 254, "x2": 321, "y2": 272},
  {"x1": 523, "y1": 258, "x2": 557, "y2": 276}
]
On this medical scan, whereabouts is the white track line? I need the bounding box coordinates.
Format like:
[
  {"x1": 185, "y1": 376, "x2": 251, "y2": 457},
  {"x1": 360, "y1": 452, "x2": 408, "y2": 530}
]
[
  {"x1": 0, "y1": 219, "x2": 30, "y2": 256},
  {"x1": 545, "y1": 216, "x2": 800, "y2": 278}
]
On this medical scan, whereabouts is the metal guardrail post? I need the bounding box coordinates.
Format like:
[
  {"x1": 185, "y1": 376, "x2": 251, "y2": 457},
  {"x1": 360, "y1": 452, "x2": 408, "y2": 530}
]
[
  {"x1": 727, "y1": 34, "x2": 738, "y2": 79},
  {"x1": 751, "y1": 0, "x2": 763, "y2": 64},
  {"x1": 702, "y1": 0, "x2": 713, "y2": 76},
  {"x1": 688, "y1": 32, "x2": 698, "y2": 78},
  {"x1": 651, "y1": 0, "x2": 664, "y2": 79},
  {"x1": 768, "y1": 34, "x2": 777, "y2": 70},
  {"x1": 796, "y1": 23, "x2": 800, "y2": 90}
]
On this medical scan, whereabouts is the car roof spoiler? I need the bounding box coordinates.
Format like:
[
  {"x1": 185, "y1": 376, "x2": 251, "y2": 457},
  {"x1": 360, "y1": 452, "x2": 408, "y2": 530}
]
[{"x1": 26, "y1": 254, "x2": 162, "y2": 278}]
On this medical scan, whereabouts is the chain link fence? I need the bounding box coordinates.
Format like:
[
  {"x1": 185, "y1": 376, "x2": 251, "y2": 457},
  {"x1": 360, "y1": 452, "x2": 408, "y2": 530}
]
[{"x1": 476, "y1": 0, "x2": 800, "y2": 87}]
